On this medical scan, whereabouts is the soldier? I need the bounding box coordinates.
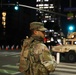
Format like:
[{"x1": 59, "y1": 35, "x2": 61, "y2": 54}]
[{"x1": 19, "y1": 22, "x2": 56, "y2": 75}]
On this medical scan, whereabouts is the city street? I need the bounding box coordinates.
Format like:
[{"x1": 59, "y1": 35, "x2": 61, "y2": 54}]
[
  {"x1": 0, "y1": 50, "x2": 76, "y2": 75},
  {"x1": 0, "y1": 0, "x2": 76, "y2": 75}
]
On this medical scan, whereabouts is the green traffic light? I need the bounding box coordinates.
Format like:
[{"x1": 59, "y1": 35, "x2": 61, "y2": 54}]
[
  {"x1": 68, "y1": 25, "x2": 74, "y2": 31},
  {"x1": 14, "y1": 6, "x2": 19, "y2": 10},
  {"x1": 14, "y1": 2, "x2": 19, "y2": 10}
]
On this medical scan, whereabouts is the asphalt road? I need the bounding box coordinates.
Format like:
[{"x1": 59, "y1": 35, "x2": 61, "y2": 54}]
[
  {"x1": 0, "y1": 50, "x2": 76, "y2": 75},
  {"x1": 0, "y1": 50, "x2": 22, "y2": 75}
]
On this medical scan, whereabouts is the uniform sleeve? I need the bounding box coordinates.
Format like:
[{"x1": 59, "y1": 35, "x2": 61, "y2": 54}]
[
  {"x1": 38, "y1": 43, "x2": 56, "y2": 72},
  {"x1": 38, "y1": 43, "x2": 54, "y2": 62}
]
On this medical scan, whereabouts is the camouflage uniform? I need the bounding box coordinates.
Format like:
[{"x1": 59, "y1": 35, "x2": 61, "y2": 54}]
[
  {"x1": 19, "y1": 22, "x2": 56, "y2": 75},
  {"x1": 23, "y1": 35, "x2": 50, "y2": 75}
]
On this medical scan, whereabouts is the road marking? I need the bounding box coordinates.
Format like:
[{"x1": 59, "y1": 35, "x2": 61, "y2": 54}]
[
  {"x1": 3, "y1": 70, "x2": 9, "y2": 73},
  {"x1": 57, "y1": 64, "x2": 76, "y2": 69},
  {"x1": 59, "y1": 62, "x2": 76, "y2": 66},
  {"x1": 0, "y1": 65, "x2": 21, "y2": 75},
  {"x1": 55, "y1": 63, "x2": 76, "y2": 74},
  {"x1": 0, "y1": 52, "x2": 20, "y2": 57},
  {"x1": 0, "y1": 69, "x2": 19, "y2": 74},
  {"x1": 12, "y1": 55, "x2": 19, "y2": 57},
  {"x1": 2, "y1": 65, "x2": 19, "y2": 69},
  {"x1": 11, "y1": 71, "x2": 21, "y2": 75},
  {"x1": 56, "y1": 67, "x2": 76, "y2": 73}
]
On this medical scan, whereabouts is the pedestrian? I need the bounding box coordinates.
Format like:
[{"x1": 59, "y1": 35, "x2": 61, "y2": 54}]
[{"x1": 19, "y1": 22, "x2": 56, "y2": 75}]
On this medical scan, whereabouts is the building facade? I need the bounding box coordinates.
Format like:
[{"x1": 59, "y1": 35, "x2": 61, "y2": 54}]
[{"x1": 36, "y1": 0, "x2": 60, "y2": 23}]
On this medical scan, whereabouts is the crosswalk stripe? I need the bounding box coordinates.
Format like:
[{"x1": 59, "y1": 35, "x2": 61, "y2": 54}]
[
  {"x1": 0, "y1": 52, "x2": 20, "y2": 57},
  {"x1": 58, "y1": 63, "x2": 76, "y2": 66},
  {"x1": 1, "y1": 65, "x2": 20, "y2": 75},
  {"x1": 1, "y1": 60, "x2": 76, "y2": 75},
  {"x1": 57, "y1": 64, "x2": 76, "y2": 69},
  {"x1": 0, "y1": 69, "x2": 19, "y2": 74},
  {"x1": 55, "y1": 63, "x2": 76, "y2": 74},
  {"x1": 56, "y1": 67, "x2": 76, "y2": 73},
  {"x1": 11, "y1": 72, "x2": 20, "y2": 75},
  {"x1": 2, "y1": 65, "x2": 19, "y2": 69}
]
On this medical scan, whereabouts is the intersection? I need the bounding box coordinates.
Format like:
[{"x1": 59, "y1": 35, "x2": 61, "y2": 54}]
[{"x1": 0, "y1": 50, "x2": 76, "y2": 75}]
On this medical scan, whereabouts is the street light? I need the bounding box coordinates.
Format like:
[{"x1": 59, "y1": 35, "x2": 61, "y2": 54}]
[{"x1": 2, "y1": 11, "x2": 6, "y2": 28}]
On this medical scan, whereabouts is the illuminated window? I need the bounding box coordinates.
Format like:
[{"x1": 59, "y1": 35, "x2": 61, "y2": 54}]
[
  {"x1": 50, "y1": 4, "x2": 53, "y2": 7},
  {"x1": 39, "y1": 4, "x2": 44, "y2": 7},
  {"x1": 49, "y1": 16, "x2": 51, "y2": 18},
  {"x1": 45, "y1": 16, "x2": 49, "y2": 18},
  {"x1": 43, "y1": 7, "x2": 48, "y2": 9},
  {"x1": 40, "y1": 11, "x2": 43, "y2": 13},
  {"x1": 43, "y1": 20, "x2": 47, "y2": 23},
  {"x1": 36, "y1": 0, "x2": 56, "y2": 23},
  {"x1": 44, "y1": 4, "x2": 49, "y2": 7},
  {"x1": 51, "y1": 20, "x2": 54, "y2": 22},
  {"x1": 49, "y1": 6, "x2": 54, "y2": 8},
  {"x1": 45, "y1": 13, "x2": 48, "y2": 15},
  {"x1": 36, "y1": 0, "x2": 41, "y2": 2},
  {"x1": 44, "y1": 0, "x2": 49, "y2": 1},
  {"x1": 39, "y1": 6, "x2": 43, "y2": 9},
  {"x1": 36, "y1": 4, "x2": 39, "y2": 7},
  {"x1": 50, "y1": 4, "x2": 54, "y2": 8}
]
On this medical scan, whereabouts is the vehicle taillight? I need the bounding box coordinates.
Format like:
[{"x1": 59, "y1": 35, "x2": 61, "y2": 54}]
[{"x1": 44, "y1": 37, "x2": 47, "y2": 43}]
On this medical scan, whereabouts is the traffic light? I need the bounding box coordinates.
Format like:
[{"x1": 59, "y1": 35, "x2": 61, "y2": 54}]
[
  {"x1": 68, "y1": 24, "x2": 74, "y2": 31},
  {"x1": 14, "y1": 2, "x2": 19, "y2": 10}
]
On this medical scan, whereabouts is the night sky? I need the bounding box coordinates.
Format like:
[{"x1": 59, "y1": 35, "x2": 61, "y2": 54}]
[
  {"x1": 0, "y1": 0, "x2": 36, "y2": 46},
  {"x1": 0, "y1": 0, "x2": 76, "y2": 46}
]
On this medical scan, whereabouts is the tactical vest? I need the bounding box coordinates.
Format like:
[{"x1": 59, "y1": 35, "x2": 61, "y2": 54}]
[
  {"x1": 19, "y1": 37, "x2": 57, "y2": 74},
  {"x1": 19, "y1": 39, "x2": 41, "y2": 72}
]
